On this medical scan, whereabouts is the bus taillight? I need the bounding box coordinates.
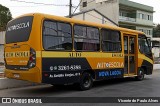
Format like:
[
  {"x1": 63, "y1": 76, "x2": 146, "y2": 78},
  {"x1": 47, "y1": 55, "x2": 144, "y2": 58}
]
[{"x1": 28, "y1": 48, "x2": 36, "y2": 68}]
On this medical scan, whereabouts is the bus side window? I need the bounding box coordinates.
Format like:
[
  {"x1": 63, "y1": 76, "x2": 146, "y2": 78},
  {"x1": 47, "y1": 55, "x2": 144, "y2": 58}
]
[
  {"x1": 43, "y1": 20, "x2": 72, "y2": 51},
  {"x1": 101, "y1": 29, "x2": 121, "y2": 52},
  {"x1": 74, "y1": 25, "x2": 100, "y2": 51}
]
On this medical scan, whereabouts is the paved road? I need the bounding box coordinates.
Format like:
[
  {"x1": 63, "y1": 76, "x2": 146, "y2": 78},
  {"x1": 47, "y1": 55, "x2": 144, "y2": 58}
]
[
  {"x1": 0, "y1": 69, "x2": 160, "y2": 97},
  {"x1": 0, "y1": 69, "x2": 160, "y2": 106}
]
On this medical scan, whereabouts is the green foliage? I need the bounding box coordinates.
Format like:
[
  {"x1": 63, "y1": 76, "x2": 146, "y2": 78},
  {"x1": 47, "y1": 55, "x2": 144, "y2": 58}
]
[
  {"x1": 153, "y1": 24, "x2": 160, "y2": 38},
  {"x1": 0, "y1": 4, "x2": 12, "y2": 31}
]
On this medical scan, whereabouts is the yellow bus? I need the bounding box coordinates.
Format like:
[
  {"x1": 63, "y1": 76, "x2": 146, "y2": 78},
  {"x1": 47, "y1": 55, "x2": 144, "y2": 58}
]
[{"x1": 4, "y1": 13, "x2": 153, "y2": 90}]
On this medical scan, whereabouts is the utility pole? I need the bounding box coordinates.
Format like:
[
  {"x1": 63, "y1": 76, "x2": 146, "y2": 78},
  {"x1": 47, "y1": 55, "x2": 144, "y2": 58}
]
[{"x1": 69, "y1": 0, "x2": 72, "y2": 18}]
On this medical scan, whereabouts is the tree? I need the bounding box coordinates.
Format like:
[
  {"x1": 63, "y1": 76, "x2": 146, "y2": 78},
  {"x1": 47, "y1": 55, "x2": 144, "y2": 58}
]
[
  {"x1": 153, "y1": 24, "x2": 160, "y2": 38},
  {"x1": 0, "y1": 4, "x2": 12, "y2": 31}
]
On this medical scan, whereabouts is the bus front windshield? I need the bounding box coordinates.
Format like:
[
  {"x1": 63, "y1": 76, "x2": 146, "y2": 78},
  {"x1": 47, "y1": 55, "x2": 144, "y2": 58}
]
[{"x1": 139, "y1": 35, "x2": 151, "y2": 54}]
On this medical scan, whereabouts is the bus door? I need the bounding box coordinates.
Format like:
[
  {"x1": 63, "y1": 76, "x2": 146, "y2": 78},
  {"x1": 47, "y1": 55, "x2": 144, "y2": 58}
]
[{"x1": 123, "y1": 35, "x2": 137, "y2": 76}]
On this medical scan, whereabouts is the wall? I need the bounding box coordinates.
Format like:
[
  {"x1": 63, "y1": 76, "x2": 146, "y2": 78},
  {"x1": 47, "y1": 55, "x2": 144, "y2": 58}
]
[
  {"x1": 152, "y1": 38, "x2": 160, "y2": 58},
  {"x1": 0, "y1": 31, "x2": 5, "y2": 44},
  {"x1": 0, "y1": 31, "x2": 5, "y2": 64},
  {"x1": 80, "y1": 0, "x2": 119, "y2": 24},
  {"x1": 152, "y1": 47, "x2": 160, "y2": 58},
  {"x1": 136, "y1": 26, "x2": 153, "y2": 38},
  {"x1": 136, "y1": 10, "x2": 153, "y2": 26},
  {"x1": 72, "y1": 10, "x2": 116, "y2": 26},
  {"x1": 0, "y1": 45, "x2": 4, "y2": 64}
]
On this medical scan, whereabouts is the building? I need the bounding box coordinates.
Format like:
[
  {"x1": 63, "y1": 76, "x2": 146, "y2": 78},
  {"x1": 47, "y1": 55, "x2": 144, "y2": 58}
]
[
  {"x1": 0, "y1": 31, "x2": 5, "y2": 64},
  {"x1": 119, "y1": 0, "x2": 154, "y2": 38},
  {"x1": 72, "y1": 0, "x2": 154, "y2": 38},
  {"x1": 71, "y1": 9, "x2": 118, "y2": 26},
  {"x1": 73, "y1": 0, "x2": 119, "y2": 26}
]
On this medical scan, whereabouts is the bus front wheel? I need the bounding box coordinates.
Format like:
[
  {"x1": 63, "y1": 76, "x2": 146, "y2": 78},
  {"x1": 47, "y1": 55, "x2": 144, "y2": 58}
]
[
  {"x1": 135, "y1": 68, "x2": 145, "y2": 81},
  {"x1": 79, "y1": 72, "x2": 93, "y2": 90}
]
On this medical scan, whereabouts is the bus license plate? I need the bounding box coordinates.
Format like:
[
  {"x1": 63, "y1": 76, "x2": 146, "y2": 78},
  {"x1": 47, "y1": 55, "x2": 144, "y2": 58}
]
[{"x1": 14, "y1": 74, "x2": 20, "y2": 78}]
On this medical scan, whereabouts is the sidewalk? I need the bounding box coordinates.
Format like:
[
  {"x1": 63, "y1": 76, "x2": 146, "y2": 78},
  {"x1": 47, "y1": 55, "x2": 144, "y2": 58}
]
[{"x1": 0, "y1": 78, "x2": 39, "y2": 90}]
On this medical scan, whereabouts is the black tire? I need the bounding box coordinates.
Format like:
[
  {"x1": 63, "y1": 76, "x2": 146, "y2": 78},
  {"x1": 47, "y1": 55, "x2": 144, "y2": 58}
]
[
  {"x1": 79, "y1": 72, "x2": 93, "y2": 91},
  {"x1": 135, "y1": 68, "x2": 145, "y2": 81}
]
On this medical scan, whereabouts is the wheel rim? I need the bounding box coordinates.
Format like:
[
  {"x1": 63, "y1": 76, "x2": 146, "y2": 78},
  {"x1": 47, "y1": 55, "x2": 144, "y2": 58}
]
[
  {"x1": 139, "y1": 70, "x2": 144, "y2": 79},
  {"x1": 83, "y1": 76, "x2": 91, "y2": 88}
]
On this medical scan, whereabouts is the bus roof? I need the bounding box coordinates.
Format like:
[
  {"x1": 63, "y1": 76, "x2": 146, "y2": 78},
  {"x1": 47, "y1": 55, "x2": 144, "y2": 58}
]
[{"x1": 14, "y1": 13, "x2": 145, "y2": 35}]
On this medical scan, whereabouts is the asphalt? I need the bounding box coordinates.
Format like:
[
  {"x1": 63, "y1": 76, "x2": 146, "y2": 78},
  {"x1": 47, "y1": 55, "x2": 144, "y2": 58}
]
[
  {"x1": 0, "y1": 64, "x2": 159, "y2": 90},
  {"x1": 0, "y1": 64, "x2": 160, "y2": 106}
]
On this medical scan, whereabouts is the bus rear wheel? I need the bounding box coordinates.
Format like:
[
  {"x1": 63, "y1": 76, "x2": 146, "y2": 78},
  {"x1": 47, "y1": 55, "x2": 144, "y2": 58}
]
[
  {"x1": 135, "y1": 68, "x2": 144, "y2": 81},
  {"x1": 79, "y1": 72, "x2": 93, "y2": 91}
]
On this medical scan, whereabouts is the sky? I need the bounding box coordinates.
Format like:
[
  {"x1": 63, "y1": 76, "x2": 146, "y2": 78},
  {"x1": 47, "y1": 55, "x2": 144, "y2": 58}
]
[{"x1": 0, "y1": 0, "x2": 160, "y2": 24}]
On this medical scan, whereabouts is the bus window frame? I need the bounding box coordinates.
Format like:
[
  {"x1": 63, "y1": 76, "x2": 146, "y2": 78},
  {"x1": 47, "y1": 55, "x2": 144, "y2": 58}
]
[
  {"x1": 101, "y1": 28, "x2": 122, "y2": 53},
  {"x1": 73, "y1": 24, "x2": 101, "y2": 52},
  {"x1": 42, "y1": 19, "x2": 73, "y2": 52}
]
